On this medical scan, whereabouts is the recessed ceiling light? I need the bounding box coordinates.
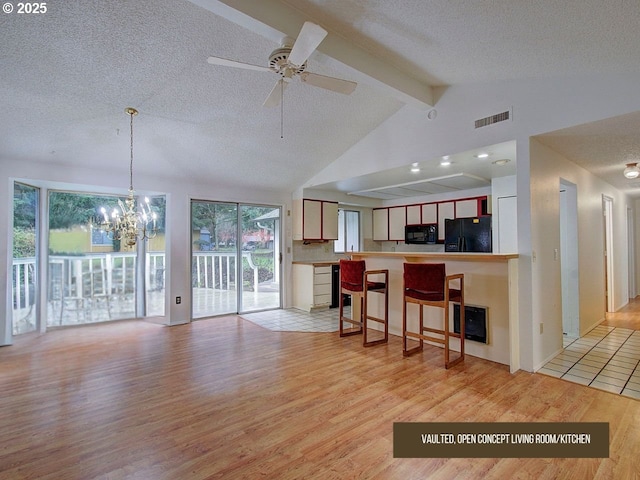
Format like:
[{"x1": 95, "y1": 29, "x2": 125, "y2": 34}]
[
  {"x1": 410, "y1": 162, "x2": 420, "y2": 173},
  {"x1": 440, "y1": 160, "x2": 451, "y2": 166},
  {"x1": 475, "y1": 153, "x2": 489, "y2": 159},
  {"x1": 492, "y1": 158, "x2": 510, "y2": 166}
]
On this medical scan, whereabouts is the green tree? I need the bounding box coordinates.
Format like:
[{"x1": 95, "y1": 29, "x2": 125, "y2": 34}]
[
  {"x1": 191, "y1": 202, "x2": 236, "y2": 250},
  {"x1": 13, "y1": 183, "x2": 37, "y2": 229}
]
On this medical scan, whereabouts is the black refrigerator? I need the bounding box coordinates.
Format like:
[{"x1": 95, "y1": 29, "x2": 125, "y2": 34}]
[{"x1": 444, "y1": 217, "x2": 492, "y2": 252}]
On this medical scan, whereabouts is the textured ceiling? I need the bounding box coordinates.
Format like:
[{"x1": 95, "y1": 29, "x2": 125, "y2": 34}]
[
  {"x1": 536, "y1": 112, "x2": 640, "y2": 196},
  {"x1": 1, "y1": 0, "x2": 640, "y2": 197},
  {"x1": 0, "y1": 0, "x2": 402, "y2": 194}
]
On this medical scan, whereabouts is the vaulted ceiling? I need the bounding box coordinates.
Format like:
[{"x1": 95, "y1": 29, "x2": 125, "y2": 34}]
[{"x1": 2, "y1": 0, "x2": 640, "y2": 197}]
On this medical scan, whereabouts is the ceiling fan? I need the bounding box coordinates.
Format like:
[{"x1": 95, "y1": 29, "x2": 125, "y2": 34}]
[{"x1": 207, "y1": 21, "x2": 357, "y2": 107}]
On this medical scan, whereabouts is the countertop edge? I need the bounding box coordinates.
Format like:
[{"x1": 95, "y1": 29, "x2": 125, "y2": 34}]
[{"x1": 349, "y1": 251, "x2": 519, "y2": 261}]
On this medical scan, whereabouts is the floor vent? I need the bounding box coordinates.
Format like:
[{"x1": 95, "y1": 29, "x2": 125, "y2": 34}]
[{"x1": 475, "y1": 108, "x2": 511, "y2": 129}]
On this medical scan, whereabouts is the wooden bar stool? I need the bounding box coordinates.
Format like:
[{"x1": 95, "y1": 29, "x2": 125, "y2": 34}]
[
  {"x1": 339, "y1": 259, "x2": 389, "y2": 347},
  {"x1": 402, "y1": 262, "x2": 465, "y2": 368}
]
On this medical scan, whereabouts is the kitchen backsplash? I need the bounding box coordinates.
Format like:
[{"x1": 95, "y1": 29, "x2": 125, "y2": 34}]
[
  {"x1": 380, "y1": 242, "x2": 444, "y2": 253},
  {"x1": 292, "y1": 239, "x2": 381, "y2": 262},
  {"x1": 291, "y1": 238, "x2": 443, "y2": 261}
]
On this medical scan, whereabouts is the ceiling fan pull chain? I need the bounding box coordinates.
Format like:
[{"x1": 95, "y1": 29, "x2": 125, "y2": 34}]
[{"x1": 280, "y1": 79, "x2": 284, "y2": 139}]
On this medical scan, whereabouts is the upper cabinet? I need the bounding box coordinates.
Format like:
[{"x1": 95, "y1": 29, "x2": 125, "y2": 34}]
[
  {"x1": 372, "y1": 195, "x2": 490, "y2": 243},
  {"x1": 455, "y1": 199, "x2": 480, "y2": 218},
  {"x1": 293, "y1": 199, "x2": 339, "y2": 241},
  {"x1": 388, "y1": 206, "x2": 406, "y2": 241},
  {"x1": 421, "y1": 203, "x2": 437, "y2": 224},
  {"x1": 437, "y1": 201, "x2": 455, "y2": 241},
  {"x1": 372, "y1": 208, "x2": 389, "y2": 241},
  {"x1": 406, "y1": 205, "x2": 421, "y2": 225},
  {"x1": 321, "y1": 201, "x2": 339, "y2": 240}
]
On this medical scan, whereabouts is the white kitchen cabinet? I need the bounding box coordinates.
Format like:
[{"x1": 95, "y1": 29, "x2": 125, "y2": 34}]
[
  {"x1": 302, "y1": 199, "x2": 322, "y2": 239},
  {"x1": 455, "y1": 199, "x2": 480, "y2": 218},
  {"x1": 321, "y1": 201, "x2": 339, "y2": 240},
  {"x1": 406, "y1": 205, "x2": 421, "y2": 225},
  {"x1": 293, "y1": 199, "x2": 339, "y2": 241},
  {"x1": 292, "y1": 264, "x2": 333, "y2": 312},
  {"x1": 421, "y1": 203, "x2": 437, "y2": 224},
  {"x1": 437, "y1": 201, "x2": 455, "y2": 241},
  {"x1": 372, "y1": 208, "x2": 389, "y2": 241},
  {"x1": 372, "y1": 195, "x2": 489, "y2": 243},
  {"x1": 388, "y1": 206, "x2": 406, "y2": 241}
]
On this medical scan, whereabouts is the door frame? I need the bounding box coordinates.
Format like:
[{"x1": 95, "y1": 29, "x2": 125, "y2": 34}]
[
  {"x1": 559, "y1": 180, "x2": 579, "y2": 338},
  {"x1": 603, "y1": 195, "x2": 614, "y2": 313}
]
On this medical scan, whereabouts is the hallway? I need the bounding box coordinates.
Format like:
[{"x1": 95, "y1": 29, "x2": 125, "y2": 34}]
[{"x1": 539, "y1": 298, "x2": 640, "y2": 399}]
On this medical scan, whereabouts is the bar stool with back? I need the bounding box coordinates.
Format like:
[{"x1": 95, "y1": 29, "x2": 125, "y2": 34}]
[
  {"x1": 339, "y1": 259, "x2": 389, "y2": 347},
  {"x1": 402, "y1": 263, "x2": 465, "y2": 368}
]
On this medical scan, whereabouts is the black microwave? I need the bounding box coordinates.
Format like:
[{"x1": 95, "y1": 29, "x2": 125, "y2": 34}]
[{"x1": 405, "y1": 224, "x2": 438, "y2": 244}]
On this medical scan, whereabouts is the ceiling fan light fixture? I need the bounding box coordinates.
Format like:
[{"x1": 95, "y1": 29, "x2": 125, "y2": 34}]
[{"x1": 624, "y1": 162, "x2": 640, "y2": 179}]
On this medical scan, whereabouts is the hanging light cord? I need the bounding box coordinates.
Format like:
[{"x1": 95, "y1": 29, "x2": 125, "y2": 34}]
[
  {"x1": 280, "y1": 80, "x2": 284, "y2": 139},
  {"x1": 129, "y1": 110, "x2": 135, "y2": 191}
]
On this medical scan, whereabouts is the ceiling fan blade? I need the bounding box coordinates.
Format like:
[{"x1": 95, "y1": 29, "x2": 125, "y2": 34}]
[
  {"x1": 287, "y1": 22, "x2": 328, "y2": 67},
  {"x1": 263, "y1": 79, "x2": 288, "y2": 107},
  {"x1": 207, "y1": 56, "x2": 272, "y2": 73},
  {"x1": 300, "y1": 72, "x2": 357, "y2": 95}
]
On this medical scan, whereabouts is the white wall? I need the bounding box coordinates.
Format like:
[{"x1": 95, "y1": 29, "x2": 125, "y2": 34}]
[
  {"x1": 529, "y1": 139, "x2": 631, "y2": 369},
  {"x1": 1, "y1": 158, "x2": 292, "y2": 345}
]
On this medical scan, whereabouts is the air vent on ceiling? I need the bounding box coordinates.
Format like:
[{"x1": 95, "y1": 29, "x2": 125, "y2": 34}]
[{"x1": 475, "y1": 108, "x2": 512, "y2": 129}]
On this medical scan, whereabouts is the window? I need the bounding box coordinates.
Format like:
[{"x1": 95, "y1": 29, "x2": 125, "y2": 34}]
[
  {"x1": 47, "y1": 191, "x2": 166, "y2": 326},
  {"x1": 334, "y1": 209, "x2": 360, "y2": 253},
  {"x1": 12, "y1": 182, "x2": 39, "y2": 334}
]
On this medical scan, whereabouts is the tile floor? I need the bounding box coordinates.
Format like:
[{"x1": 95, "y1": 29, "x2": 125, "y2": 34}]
[
  {"x1": 241, "y1": 307, "x2": 343, "y2": 333},
  {"x1": 539, "y1": 325, "x2": 640, "y2": 400}
]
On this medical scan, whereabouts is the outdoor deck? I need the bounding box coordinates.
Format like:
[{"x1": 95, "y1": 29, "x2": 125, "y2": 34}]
[
  {"x1": 13, "y1": 287, "x2": 281, "y2": 334},
  {"x1": 11, "y1": 252, "x2": 280, "y2": 335}
]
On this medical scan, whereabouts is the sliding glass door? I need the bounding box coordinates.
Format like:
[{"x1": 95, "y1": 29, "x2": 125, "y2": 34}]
[
  {"x1": 192, "y1": 202, "x2": 238, "y2": 317},
  {"x1": 240, "y1": 205, "x2": 280, "y2": 312},
  {"x1": 191, "y1": 201, "x2": 281, "y2": 318}
]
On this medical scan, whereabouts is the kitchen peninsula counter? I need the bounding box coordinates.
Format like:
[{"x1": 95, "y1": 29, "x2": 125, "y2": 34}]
[
  {"x1": 350, "y1": 251, "x2": 518, "y2": 262},
  {"x1": 350, "y1": 251, "x2": 520, "y2": 372}
]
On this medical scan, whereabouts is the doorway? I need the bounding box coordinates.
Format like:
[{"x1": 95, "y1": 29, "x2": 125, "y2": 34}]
[
  {"x1": 191, "y1": 201, "x2": 281, "y2": 318},
  {"x1": 628, "y1": 207, "x2": 636, "y2": 299},
  {"x1": 560, "y1": 180, "x2": 579, "y2": 338},
  {"x1": 603, "y1": 195, "x2": 614, "y2": 313}
]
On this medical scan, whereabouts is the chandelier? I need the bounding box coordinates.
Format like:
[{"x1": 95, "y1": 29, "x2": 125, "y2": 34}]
[{"x1": 99, "y1": 107, "x2": 158, "y2": 247}]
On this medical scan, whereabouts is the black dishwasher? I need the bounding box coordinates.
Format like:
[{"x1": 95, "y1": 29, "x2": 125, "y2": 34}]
[
  {"x1": 331, "y1": 263, "x2": 350, "y2": 308},
  {"x1": 331, "y1": 263, "x2": 340, "y2": 308}
]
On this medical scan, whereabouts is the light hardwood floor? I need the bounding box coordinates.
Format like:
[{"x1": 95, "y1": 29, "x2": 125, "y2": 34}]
[
  {"x1": 1, "y1": 311, "x2": 639, "y2": 479},
  {"x1": 604, "y1": 296, "x2": 640, "y2": 330}
]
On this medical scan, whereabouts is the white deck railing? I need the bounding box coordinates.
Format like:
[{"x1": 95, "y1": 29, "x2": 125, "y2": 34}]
[{"x1": 12, "y1": 251, "x2": 260, "y2": 310}]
